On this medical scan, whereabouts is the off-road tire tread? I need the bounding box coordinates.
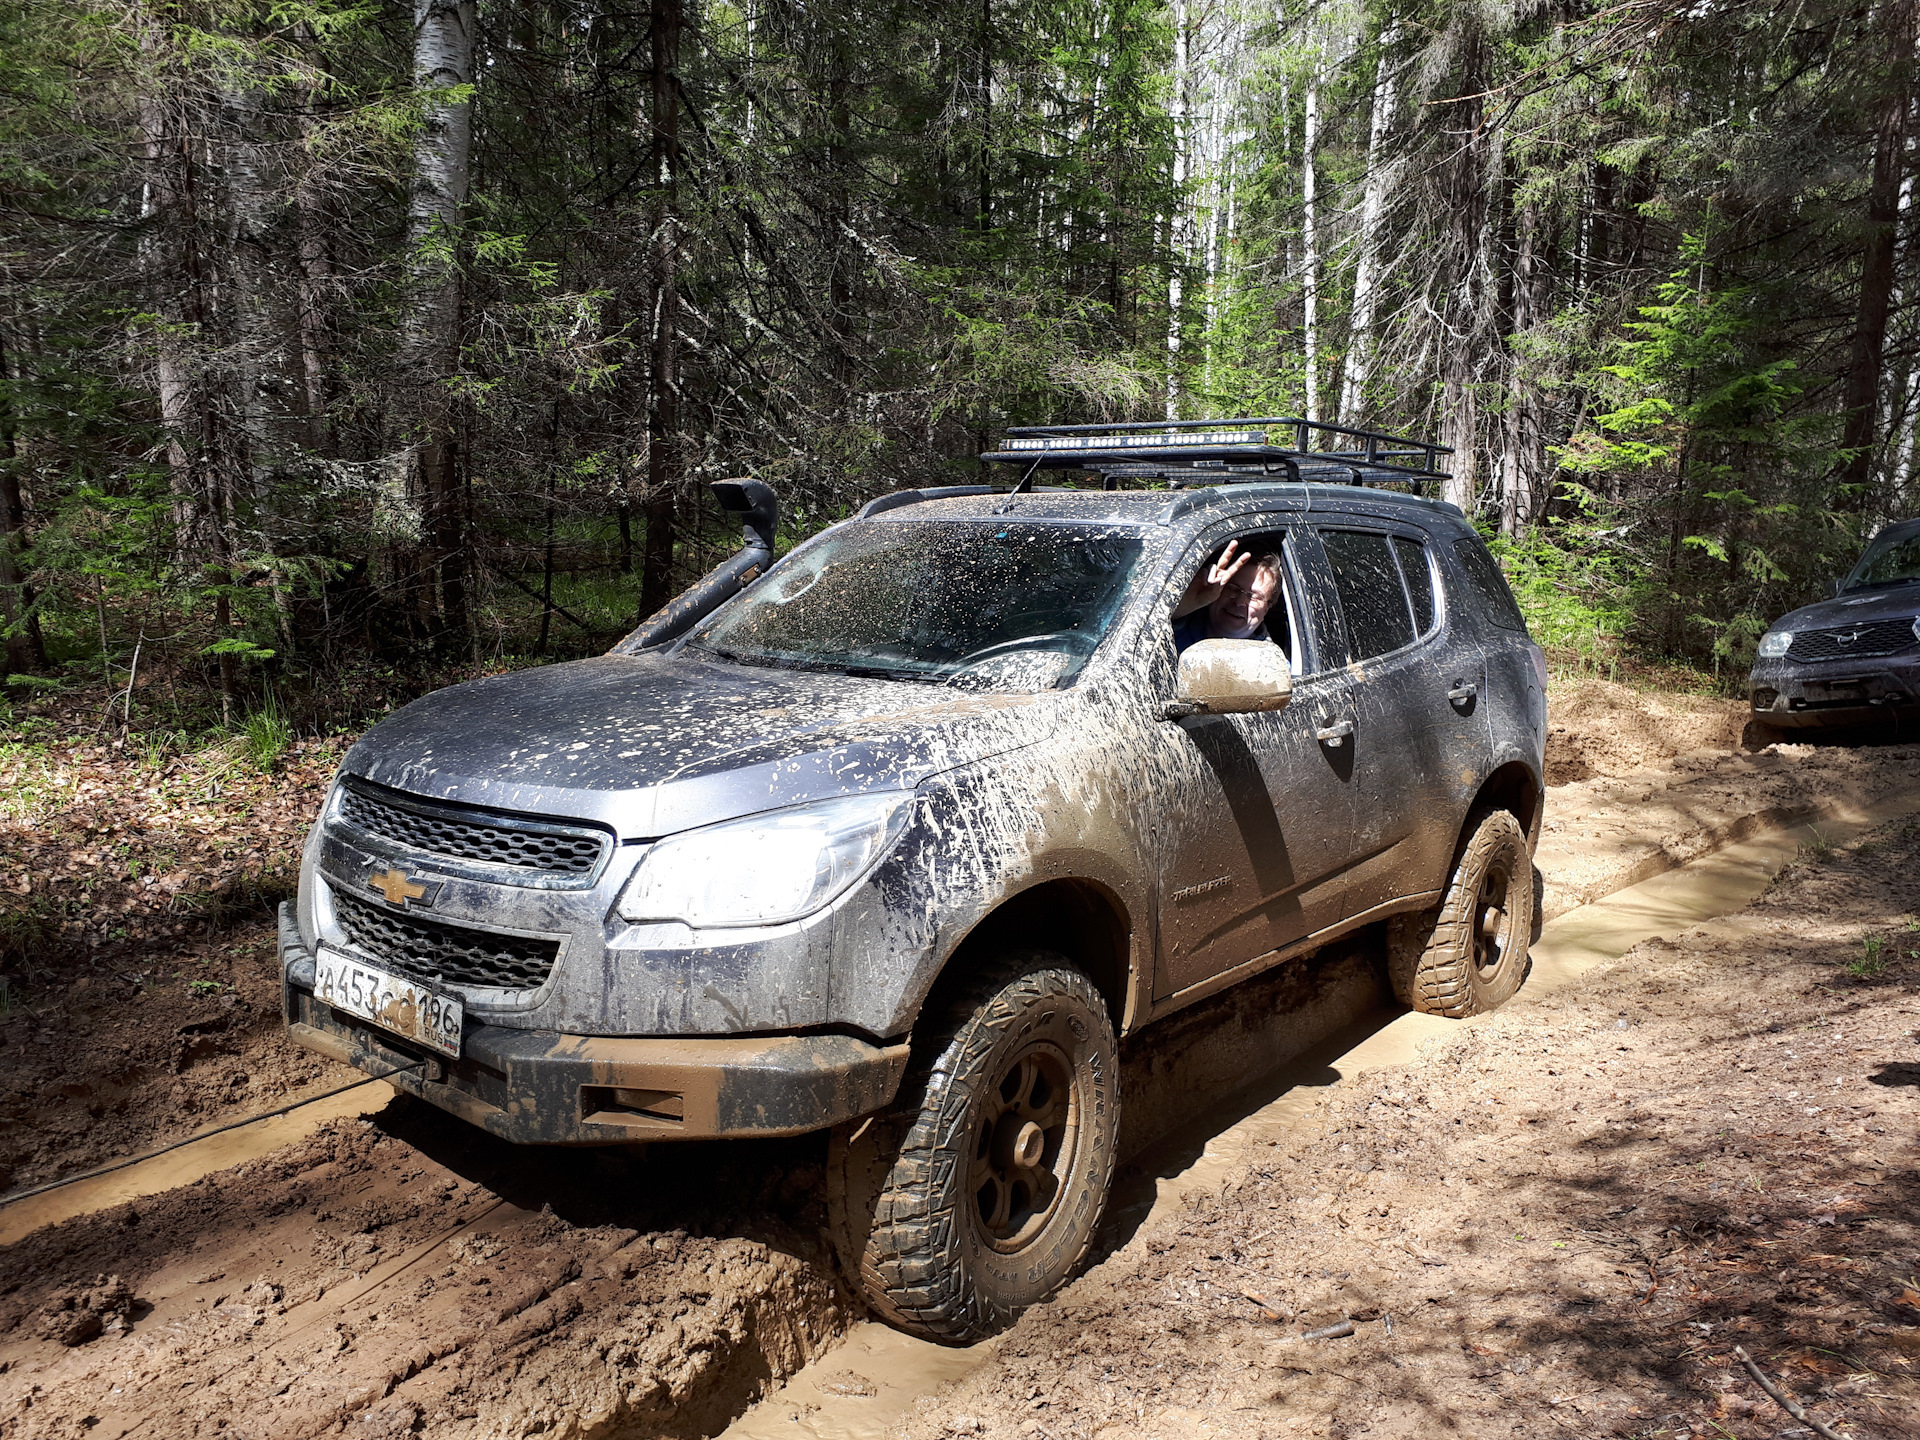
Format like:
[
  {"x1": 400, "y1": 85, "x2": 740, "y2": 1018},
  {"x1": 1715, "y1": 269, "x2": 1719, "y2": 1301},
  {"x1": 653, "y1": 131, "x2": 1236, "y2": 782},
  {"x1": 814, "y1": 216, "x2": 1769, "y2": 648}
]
[
  {"x1": 1389, "y1": 809, "x2": 1532, "y2": 1019},
  {"x1": 826, "y1": 951, "x2": 1117, "y2": 1345}
]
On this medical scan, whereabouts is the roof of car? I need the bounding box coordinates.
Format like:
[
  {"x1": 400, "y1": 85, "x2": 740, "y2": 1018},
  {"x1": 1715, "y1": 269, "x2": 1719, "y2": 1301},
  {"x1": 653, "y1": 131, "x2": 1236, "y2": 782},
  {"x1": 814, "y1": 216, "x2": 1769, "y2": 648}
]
[
  {"x1": 1867, "y1": 516, "x2": 1920, "y2": 545},
  {"x1": 855, "y1": 482, "x2": 1466, "y2": 528}
]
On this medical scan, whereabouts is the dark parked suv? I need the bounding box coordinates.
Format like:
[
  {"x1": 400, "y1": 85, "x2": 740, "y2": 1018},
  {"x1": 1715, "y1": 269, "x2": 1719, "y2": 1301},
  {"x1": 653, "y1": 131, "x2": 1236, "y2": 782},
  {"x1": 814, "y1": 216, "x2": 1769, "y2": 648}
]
[
  {"x1": 278, "y1": 419, "x2": 1547, "y2": 1342},
  {"x1": 1749, "y1": 516, "x2": 1920, "y2": 736}
]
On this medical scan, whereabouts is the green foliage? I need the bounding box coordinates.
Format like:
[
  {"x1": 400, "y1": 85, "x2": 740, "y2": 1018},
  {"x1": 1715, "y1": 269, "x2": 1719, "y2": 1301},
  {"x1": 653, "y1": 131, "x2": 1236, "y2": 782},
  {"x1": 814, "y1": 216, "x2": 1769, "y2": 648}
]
[
  {"x1": 1487, "y1": 505, "x2": 1631, "y2": 678},
  {"x1": 1558, "y1": 237, "x2": 1860, "y2": 670}
]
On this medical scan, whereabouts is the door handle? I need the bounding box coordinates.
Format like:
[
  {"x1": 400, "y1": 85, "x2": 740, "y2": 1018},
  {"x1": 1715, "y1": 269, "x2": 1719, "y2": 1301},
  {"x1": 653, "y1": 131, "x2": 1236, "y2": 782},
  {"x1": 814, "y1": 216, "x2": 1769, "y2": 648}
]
[
  {"x1": 1316, "y1": 718, "x2": 1354, "y2": 747},
  {"x1": 1447, "y1": 682, "x2": 1478, "y2": 703}
]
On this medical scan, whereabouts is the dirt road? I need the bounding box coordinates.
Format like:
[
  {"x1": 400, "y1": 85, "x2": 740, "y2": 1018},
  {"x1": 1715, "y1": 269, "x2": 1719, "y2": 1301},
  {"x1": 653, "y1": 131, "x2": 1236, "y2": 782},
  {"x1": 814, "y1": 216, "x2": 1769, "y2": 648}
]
[
  {"x1": 2, "y1": 682, "x2": 1918, "y2": 1440},
  {"x1": 873, "y1": 818, "x2": 1920, "y2": 1440}
]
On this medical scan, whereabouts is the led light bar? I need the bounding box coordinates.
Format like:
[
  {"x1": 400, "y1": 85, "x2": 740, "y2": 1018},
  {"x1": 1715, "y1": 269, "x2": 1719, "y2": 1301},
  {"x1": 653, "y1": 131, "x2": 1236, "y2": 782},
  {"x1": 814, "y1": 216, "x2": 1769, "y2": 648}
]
[{"x1": 1000, "y1": 430, "x2": 1265, "y2": 452}]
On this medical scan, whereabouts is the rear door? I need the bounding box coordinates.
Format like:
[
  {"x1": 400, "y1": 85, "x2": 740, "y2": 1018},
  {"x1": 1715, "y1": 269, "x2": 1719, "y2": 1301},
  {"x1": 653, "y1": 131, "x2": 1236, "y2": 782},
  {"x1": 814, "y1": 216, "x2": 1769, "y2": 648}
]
[
  {"x1": 1153, "y1": 519, "x2": 1357, "y2": 1002},
  {"x1": 1311, "y1": 522, "x2": 1477, "y2": 917}
]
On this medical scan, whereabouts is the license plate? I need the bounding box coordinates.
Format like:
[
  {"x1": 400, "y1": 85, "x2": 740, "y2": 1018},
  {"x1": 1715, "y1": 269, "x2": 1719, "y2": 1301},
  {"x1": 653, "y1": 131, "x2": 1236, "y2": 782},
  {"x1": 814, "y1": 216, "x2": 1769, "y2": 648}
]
[{"x1": 315, "y1": 951, "x2": 463, "y2": 1058}]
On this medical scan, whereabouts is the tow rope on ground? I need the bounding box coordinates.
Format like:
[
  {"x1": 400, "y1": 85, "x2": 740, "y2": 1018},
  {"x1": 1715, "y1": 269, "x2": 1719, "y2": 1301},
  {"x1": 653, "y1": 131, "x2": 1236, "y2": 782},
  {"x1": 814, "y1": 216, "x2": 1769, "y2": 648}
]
[{"x1": 0, "y1": 1060, "x2": 424, "y2": 1211}]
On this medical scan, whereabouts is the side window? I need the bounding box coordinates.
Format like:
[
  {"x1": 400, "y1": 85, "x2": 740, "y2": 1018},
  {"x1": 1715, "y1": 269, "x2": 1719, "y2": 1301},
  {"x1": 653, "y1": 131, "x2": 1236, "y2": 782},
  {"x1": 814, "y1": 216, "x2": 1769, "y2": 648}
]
[
  {"x1": 1451, "y1": 537, "x2": 1528, "y2": 633},
  {"x1": 1393, "y1": 535, "x2": 1436, "y2": 635},
  {"x1": 1320, "y1": 529, "x2": 1415, "y2": 660},
  {"x1": 1171, "y1": 529, "x2": 1302, "y2": 674}
]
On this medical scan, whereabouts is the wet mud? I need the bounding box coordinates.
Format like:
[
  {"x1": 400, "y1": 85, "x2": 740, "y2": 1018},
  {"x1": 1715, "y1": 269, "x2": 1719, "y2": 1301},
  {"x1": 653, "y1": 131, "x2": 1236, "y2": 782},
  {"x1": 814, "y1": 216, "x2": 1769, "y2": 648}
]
[{"x1": 3, "y1": 682, "x2": 1918, "y2": 1440}]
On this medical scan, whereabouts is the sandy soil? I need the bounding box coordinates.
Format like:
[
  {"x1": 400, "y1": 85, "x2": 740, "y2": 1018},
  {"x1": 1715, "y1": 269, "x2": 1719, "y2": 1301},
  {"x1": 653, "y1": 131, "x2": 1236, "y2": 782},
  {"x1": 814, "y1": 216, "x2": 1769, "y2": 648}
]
[
  {"x1": 886, "y1": 819, "x2": 1920, "y2": 1440},
  {"x1": 1543, "y1": 679, "x2": 1750, "y2": 785},
  {"x1": 3, "y1": 680, "x2": 1919, "y2": 1440}
]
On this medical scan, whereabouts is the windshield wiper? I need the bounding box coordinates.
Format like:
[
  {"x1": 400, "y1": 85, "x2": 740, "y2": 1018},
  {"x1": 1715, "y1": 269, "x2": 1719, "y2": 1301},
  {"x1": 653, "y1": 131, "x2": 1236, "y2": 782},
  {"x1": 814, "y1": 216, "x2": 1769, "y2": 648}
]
[
  {"x1": 692, "y1": 642, "x2": 940, "y2": 683},
  {"x1": 841, "y1": 664, "x2": 945, "y2": 684}
]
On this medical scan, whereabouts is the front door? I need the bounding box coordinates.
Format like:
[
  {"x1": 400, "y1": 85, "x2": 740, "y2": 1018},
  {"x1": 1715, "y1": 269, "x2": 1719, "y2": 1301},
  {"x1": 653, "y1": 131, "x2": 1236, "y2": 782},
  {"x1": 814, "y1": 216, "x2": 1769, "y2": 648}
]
[{"x1": 1153, "y1": 522, "x2": 1358, "y2": 1002}]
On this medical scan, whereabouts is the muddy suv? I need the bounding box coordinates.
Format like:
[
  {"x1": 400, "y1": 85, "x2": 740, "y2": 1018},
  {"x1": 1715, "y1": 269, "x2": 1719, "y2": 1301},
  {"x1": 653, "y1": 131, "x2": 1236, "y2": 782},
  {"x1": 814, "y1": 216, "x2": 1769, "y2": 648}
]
[{"x1": 279, "y1": 419, "x2": 1547, "y2": 1343}]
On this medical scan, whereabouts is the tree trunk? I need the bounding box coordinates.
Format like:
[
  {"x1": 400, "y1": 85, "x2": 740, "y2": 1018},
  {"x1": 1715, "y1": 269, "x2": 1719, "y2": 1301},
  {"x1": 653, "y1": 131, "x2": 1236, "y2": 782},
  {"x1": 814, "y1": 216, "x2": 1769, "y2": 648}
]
[
  {"x1": 1165, "y1": 0, "x2": 1189, "y2": 421},
  {"x1": 0, "y1": 325, "x2": 46, "y2": 674},
  {"x1": 1436, "y1": 30, "x2": 1490, "y2": 513},
  {"x1": 1502, "y1": 200, "x2": 1548, "y2": 534},
  {"x1": 1840, "y1": 0, "x2": 1917, "y2": 500},
  {"x1": 405, "y1": 0, "x2": 475, "y2": 640},
  {"x1": 221, "y1": 67, "x2": 276, "y2": 510},
  {"x1": 638, "y1": 0, "x2": 682, "y2": 621},
  {"x1": 1339, "y1": 37, "x2": 1396, "y2": 425},
  {"x1": 1301, "y1": 64, "x2": 1322, "y2": 424},
  {"x1": 137, "y1": 16, "x2": 201, "y2": 555}
]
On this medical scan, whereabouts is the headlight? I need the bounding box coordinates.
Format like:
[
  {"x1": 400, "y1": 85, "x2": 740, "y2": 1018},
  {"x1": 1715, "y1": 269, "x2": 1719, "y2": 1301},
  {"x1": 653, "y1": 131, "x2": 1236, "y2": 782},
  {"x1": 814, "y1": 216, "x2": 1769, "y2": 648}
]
[
  {"x1": 616, "y1": 792, "x2": 914, "y2": 928},
  {"x1": 1756, "y1": 630, "x2": 1793, "y2": 658},
  {"x1": 1913, "y1": 615, "x2": 1920, "y2": 643}
]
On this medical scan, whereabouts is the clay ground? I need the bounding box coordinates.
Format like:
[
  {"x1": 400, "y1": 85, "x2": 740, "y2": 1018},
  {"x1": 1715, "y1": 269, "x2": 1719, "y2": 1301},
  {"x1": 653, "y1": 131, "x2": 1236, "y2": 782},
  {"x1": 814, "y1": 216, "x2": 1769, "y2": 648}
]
[{"x1": 1, "y1": 681, "x2": 1918, "y2": 1440}]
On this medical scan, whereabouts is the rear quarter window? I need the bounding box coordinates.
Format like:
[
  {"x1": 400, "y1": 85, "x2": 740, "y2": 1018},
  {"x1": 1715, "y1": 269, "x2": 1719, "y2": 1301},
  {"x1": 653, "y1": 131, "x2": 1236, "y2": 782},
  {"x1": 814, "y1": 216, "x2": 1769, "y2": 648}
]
[{"x1": 1451, "y1": 537, "x2": 1529, "y2": 634}]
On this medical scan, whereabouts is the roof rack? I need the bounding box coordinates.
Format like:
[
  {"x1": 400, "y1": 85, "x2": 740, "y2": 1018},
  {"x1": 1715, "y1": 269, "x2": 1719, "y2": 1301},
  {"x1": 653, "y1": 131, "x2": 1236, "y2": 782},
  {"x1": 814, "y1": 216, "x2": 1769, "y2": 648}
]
[{"x1": 978, "y1": 417, "x2": 1451, "y2": 493}]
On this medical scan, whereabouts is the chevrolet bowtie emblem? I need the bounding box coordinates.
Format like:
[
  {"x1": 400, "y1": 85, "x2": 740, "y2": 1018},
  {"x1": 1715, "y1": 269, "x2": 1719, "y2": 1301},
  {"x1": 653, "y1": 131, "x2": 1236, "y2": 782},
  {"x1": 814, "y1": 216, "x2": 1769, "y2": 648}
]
[{"x1": 368, "y1": 868, "x2": 439, "y2": 908}]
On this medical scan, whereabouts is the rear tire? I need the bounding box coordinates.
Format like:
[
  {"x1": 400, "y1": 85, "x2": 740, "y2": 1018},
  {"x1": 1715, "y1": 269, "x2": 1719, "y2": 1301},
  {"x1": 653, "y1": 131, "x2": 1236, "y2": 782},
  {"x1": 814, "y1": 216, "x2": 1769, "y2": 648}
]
[
  {"x1": 1387, "y1": 809, "x2": 1533, "y2": 1017},
  {"x1": 826, "y1": 951, "x2": 1119, "y2": 1344}
]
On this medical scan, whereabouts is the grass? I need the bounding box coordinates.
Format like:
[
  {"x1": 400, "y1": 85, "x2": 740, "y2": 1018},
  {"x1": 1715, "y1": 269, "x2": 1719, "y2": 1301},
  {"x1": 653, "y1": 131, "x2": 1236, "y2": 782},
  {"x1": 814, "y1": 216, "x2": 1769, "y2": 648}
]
[
  {"x1": 241, "y1": 688, "x2": 293, "y2": 771},
  {"x1": 1847, "y1": 936, "x2": 1889, "y2": 980}
]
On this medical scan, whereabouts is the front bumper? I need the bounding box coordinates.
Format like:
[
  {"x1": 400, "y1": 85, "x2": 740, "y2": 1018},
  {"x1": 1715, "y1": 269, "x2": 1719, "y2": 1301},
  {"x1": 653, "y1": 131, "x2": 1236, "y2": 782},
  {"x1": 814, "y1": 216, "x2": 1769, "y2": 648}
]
[
  {"x1": 278, "y1": 903, "x2": 909, "y2": 1144},
  {"x1": 1748, "y1": 652, "x2": 1920, "y2": 728}
]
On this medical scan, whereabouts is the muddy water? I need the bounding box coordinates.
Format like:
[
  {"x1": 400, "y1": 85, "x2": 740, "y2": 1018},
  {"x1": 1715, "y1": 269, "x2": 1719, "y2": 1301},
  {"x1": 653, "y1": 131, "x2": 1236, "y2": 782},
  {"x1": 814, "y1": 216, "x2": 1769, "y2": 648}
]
[{"x1": 719, "y1": 793, "x2": 1920, "y2": 1440}]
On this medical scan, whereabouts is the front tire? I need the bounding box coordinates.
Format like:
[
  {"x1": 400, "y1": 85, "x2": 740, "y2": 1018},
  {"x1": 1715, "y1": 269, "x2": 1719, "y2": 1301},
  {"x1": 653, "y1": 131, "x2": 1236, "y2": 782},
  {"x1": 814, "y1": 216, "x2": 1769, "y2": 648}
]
[
  {"x1": 1388, "y1": 809, "x2": 1533, "y2": 1017},
  {"x1": 826, "y1": 952, "x2": 1119, "y2": 1344}
]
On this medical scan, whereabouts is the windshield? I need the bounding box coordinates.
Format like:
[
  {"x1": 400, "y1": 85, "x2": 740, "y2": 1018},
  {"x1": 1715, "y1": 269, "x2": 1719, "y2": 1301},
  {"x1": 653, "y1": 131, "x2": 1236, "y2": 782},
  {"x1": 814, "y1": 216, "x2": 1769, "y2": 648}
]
[
  {"x1": 688, "y1": 520, "x2": 1150, "y2": 691},
  {"x1": 1844, "y1": 529, "x2": 1920, "y2": 591}
]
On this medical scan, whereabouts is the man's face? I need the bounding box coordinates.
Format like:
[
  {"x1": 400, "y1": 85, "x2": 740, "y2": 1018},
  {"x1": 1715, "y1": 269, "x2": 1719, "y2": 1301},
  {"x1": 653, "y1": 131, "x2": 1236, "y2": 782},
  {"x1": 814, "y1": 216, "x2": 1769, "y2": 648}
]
[{"x1": 1214, "y1": 561, "x2": 1279, "y2": 633}]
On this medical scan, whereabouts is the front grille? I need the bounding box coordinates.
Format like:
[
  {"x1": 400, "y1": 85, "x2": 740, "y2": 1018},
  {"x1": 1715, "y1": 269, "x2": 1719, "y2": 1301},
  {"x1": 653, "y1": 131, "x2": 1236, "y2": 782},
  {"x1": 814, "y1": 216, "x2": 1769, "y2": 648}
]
[
  {"x1": 1787, "y1": 617, "x2": 1919, "y2": 662},
  {"x1": 337, "y1": 783, "x2": 608, "y2": 877},
  {"x1": 331, "y1": 889, "x2": 561, "y2": 991}
]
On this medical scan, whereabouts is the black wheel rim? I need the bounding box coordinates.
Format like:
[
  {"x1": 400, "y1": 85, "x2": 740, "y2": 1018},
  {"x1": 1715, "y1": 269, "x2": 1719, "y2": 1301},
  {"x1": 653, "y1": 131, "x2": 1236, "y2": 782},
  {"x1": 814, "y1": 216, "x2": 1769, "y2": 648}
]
[
  {"x1": 1472, "y1": 854, "x2": 1514, "y2": 980},
  {"x1": 969, "y1": 1040, "x2": 1079, "y2": 1253}
]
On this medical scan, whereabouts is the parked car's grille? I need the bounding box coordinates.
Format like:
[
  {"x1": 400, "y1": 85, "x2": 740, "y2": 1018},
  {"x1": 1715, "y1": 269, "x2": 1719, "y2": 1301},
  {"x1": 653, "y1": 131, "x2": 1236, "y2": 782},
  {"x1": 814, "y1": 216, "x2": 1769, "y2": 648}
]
[
  {"x1": 337, "y1": 783, "x2": 608, "y2": 877},
  {"x1": 331, "y1": 889, "x2": 561, "y2": 991},
  {"x1": 1787, "y1": 618, "x2": 1920, "y2": 662}
]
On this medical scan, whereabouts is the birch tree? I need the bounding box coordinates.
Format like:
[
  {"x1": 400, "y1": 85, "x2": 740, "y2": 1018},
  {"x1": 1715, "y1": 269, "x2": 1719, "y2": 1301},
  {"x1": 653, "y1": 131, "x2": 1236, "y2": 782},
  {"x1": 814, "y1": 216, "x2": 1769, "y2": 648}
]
[{"x1": 403, "y1": 0, "x2": 476, "y2": 639}]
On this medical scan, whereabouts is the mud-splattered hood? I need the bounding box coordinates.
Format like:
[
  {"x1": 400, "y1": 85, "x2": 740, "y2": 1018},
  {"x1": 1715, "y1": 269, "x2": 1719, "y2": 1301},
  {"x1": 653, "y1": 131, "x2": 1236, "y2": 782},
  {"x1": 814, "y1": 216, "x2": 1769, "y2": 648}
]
[
  {"x1": 342, "y1": 652, "x2": 1053, "y2": 838},
  {"x1": 1767, "y1": 583, "x2": 1920, "y2": 639}
]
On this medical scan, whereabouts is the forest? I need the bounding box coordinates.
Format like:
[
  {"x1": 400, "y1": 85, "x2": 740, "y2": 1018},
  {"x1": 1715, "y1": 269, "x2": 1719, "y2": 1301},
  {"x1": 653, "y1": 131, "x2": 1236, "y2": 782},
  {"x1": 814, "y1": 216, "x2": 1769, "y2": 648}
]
[{"x1": 2, "y1": 0, "x2": 1918, "y2": 731}]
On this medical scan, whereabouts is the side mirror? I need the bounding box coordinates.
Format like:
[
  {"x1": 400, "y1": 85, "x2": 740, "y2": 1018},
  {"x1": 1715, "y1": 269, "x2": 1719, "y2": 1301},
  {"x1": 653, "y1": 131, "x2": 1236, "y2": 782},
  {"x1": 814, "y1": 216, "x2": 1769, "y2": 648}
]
[{"x1": 1164, "y1": 639, "x2": 1292, "y2": 719}]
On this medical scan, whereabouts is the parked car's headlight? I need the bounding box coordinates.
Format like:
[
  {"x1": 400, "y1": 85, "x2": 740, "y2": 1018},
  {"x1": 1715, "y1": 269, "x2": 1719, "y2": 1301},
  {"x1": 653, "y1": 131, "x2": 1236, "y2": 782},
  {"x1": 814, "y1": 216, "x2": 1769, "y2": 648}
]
[
  {"x1": 1913, "y1": 615, "x2": 1920, "y2": 643},
  {"x1": 616, "y1": 792, "x2": 914, "y2": 927},
  {"x1": 1756, "y1": 630, "x2": 1794, "y2": 658}
]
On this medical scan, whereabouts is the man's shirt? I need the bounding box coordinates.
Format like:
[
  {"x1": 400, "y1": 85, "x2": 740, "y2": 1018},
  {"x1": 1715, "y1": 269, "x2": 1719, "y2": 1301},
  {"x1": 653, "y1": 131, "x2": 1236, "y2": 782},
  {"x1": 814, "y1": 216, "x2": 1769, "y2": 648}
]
[{"x1": 1173, "y1": 612, "x2": 1271, "y2": 655}]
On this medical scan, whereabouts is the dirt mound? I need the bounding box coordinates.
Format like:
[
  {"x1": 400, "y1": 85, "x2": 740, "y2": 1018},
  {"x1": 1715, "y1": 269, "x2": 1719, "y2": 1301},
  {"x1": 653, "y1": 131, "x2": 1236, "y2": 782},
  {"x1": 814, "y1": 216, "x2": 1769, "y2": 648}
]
[
  {"x1": 1545, "y1": 677, "x2": 1748, "y2": 784},
  {"x1": 0, "y1": 1107, "x2": 851, "y2": 1439},
  {"x1": 887, "y1": 821, "x2": 1920, "y2": 1440}
]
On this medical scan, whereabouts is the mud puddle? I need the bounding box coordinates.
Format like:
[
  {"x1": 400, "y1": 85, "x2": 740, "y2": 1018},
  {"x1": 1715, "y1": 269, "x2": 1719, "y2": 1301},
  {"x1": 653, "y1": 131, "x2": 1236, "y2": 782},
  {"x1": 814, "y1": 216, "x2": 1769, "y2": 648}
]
[{"x1": 719, "y1": 790, "x2": 1920, "y2": 1440}]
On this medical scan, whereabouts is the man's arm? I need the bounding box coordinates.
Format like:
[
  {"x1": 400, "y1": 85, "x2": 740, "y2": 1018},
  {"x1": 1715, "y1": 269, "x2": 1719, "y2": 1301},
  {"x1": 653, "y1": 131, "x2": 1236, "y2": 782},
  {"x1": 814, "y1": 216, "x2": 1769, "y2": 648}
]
[{"x1": 1172, "y1": 539, "x2": 1251, "y2": 619}]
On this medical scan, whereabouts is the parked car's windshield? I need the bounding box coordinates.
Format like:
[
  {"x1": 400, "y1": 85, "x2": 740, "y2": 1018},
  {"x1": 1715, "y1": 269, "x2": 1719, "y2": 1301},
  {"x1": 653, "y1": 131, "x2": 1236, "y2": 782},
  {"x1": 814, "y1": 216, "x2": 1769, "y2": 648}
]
[
  {"x1": 687, "y1": 520, "x2": 1149, "y2": 691},
  {"x1": 1844, "y1": 529, "x2": 1920, "y2": 591}
]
